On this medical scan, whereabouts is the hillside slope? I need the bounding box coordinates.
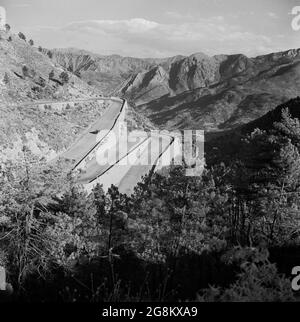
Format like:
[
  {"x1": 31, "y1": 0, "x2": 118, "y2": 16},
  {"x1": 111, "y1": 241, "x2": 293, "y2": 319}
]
[
  {"x1": 0, "y1": 29, "x2": 156, "y2": 164},
  {"x1": 118, "y1": 49, "x2": 300, "y2": 130},
  {"x1": 0, "y1": 29, "x2": 108, "y2": 161},
  {"x1": 48, "y1": 48, "x2": 182, "y2": 95},
  {"x1": 0, "y1": 31, "x2": 100, "y2": 105},
  {"x1": 205, "y1": 97, "x2": 300, "y2": 166},
  {"x1": 48, "y1": 47, "x2": 300, "y2": 132}
]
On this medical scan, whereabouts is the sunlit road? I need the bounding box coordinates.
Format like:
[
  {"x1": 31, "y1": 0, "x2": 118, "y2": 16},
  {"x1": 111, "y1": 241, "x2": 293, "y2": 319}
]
[
  {"x1": 61, "y1": 99, "x2": 126, "y2": 168},
  {"x1": 59, "y1": 97, "x2": 180, "y2": 194}
]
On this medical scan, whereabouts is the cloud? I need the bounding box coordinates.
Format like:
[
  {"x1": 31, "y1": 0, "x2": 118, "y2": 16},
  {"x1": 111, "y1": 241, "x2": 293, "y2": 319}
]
[
  {"x1": 28, "y1": 17, "x2": 292, "y2": 58},
  {"x1": 267, "y1": 12, "x2": 279, "y2": 19},
  {"x1": 165, "y1": 11, "x2": 194, "y2": 20},
  {"x1": 59, "y1": 17, "x2": 273, "y2": 57},
  {"x1": 11, "y1": 3, "x2": 31, "y2": 8},
  {"x1": 63, "y1": 18, "x2": 159, "y2": 35}
]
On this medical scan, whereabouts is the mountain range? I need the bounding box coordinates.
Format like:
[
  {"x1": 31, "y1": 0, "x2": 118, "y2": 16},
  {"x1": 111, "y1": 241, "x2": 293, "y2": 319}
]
[
  {"x1": 48, "y1": 48, "x2": 300, "y2": 131},
  {"x1": 48, "y1": 48, "x2": 180, "y2": 95},
  {"x1": 1, "y1": 26, "x2": 300, "y2": 164}
]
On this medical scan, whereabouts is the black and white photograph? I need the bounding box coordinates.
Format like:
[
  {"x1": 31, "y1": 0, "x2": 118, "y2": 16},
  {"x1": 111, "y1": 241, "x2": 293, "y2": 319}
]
[{"x1": 0, "y1": 0, "x2": 300, "y2": 310}]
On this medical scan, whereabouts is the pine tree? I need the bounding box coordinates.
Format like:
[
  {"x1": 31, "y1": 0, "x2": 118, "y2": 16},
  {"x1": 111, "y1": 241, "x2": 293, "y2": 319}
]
[
  {"x1": 0, "y1": 145, "x2": 70, "y2": 287},
  {"x1": 18, "y1": 32, "x2": 26, "y2": 41}
]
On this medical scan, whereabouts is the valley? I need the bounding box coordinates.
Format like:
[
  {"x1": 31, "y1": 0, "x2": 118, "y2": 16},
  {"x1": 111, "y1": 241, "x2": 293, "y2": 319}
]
[
  {"x1": 1, "y1": 0, "x2": 300, "y2": 304},
  {"x1": 45, "y1": 47, "x2": 300, "y2": 132}
]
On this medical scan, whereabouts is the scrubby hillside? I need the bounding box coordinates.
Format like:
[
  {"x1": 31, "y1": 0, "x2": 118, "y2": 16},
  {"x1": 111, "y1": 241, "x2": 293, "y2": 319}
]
[
  {"x1": 0, "y1": 29, "x2": 110, "y2": 160},
  {"x1": 0, "y1": 100, "x2": 111, "y2": 163},
  {"x1": 0, "y1": 30, "x2": 100, "y2": 105}
]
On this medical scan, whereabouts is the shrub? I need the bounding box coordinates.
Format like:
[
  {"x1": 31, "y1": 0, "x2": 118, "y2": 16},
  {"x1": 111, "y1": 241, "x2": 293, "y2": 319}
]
[
  {"x1": 197, "y1": 247, "x2": 296, "y2": 302},
  {"x1": 18, "y1": 32, "x2": 26, "y2": 41},
  {"x1": 29, "y1": 39, "x2": 34, "y2": 46},
  {"x1": 38, "y1": 46, "x2": 43, "y2": 52},
  {"x1": 59, "y1": 71, "x2": 70, "y2": 84},
  {"x1": 7, "y1": 36, "x2": 12, "y2": 42},
  {"x1": 5, "y1": 24, "x2": 11, "y2": 32}
]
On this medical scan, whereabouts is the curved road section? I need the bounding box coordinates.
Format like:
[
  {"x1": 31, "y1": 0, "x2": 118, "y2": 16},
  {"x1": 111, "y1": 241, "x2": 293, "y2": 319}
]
[
  {"x1": 61, "y1": 98, "x2": 126, "y2": 169},
  {"x1": 60, "y1": 97, "x2": 181, "y2": 195}
]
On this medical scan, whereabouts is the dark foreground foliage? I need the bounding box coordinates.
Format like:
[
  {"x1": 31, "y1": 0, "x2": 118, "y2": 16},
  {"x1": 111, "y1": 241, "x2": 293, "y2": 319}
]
[{"x1": 1, "y1": 100, "x2": 300, "y2": 302}]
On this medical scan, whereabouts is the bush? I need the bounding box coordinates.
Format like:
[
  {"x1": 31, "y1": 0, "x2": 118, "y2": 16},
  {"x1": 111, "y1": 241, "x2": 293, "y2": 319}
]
[
  {"x1": 18, "y1": 32, "x2": 26, "y2": 41},
  {"x1": 5, "y1": 24, "x2": 11, "y2": 32},
  {"x1": 59, "y1": 71, "x2": 70, "y2": 84},
  {"x1": 197, "y1": 247, "x2": 296, "y2": 302},
  {"x1": 29, "y1": 39, "x2": 34, "y2": 46}
]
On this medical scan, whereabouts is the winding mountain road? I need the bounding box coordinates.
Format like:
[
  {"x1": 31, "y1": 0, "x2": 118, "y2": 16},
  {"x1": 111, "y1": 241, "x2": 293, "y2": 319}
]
[
  {"x1": 9, "y1": 96, "x2": 181, "y2": 194},
  {"x1": 58, "y1": 97, "x2": 181, "y2": 194},
  {"x1": 61, "y1": 98, "x2": 126, "y2": 168}
]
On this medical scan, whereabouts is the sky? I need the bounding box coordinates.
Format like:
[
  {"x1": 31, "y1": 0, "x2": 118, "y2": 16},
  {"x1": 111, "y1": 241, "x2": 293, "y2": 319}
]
[{"x1": 0, "y1": 0, "x2": 299, "y2": 58}]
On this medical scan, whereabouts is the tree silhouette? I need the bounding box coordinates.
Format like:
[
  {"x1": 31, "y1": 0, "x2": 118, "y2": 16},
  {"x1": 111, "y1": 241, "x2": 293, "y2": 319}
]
[
  {"x1": 18, "y1": 32, "x2": 26, "y2": 41},
  {"x1": 59, "y1": 71, "x2": 70, "y2": 84},
  {"x1": 5, "y1": 24, "x2": 10, "y2": 32}
]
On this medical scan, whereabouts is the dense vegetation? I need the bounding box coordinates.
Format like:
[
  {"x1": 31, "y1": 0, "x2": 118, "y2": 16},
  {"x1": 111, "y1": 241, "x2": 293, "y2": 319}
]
[{"x1": 1, "y1": 100, "x2": 300, "y2": 302}]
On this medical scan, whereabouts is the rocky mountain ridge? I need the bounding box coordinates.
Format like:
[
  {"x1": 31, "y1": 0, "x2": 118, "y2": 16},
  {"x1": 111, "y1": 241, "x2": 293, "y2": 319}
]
[
  {"x1": 118, "y1": 49, "x2": 300, "y2": 130},
  {"x1": 48, "y1": 47, "x2": 300, "y2": 131}
]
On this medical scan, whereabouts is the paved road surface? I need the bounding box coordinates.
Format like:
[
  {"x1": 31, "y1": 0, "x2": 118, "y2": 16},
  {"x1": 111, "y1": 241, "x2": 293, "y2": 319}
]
[
  {"x1": 77, "y1": 134, "x2": 149, "y2": 184},
  {"x1": 117, "y1": 135, "x2": 174, "y2": 194},
  {"x1": 9, "y1": 96, "x2": 181, "y2": 193},
  {"x1": 61, "y1": 99, "x2": 125, "y2": 167},
  {"x1": 54, "y1": 97, "x2": 180, "y2": 194}
]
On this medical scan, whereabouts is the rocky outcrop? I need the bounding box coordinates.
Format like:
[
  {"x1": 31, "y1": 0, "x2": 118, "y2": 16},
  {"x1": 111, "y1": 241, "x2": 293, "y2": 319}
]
[
  {"x1": 118, "y1": 49, "x2": 300, "y2": 130},
  {"x1": 48, "y1": 49, "x2": 175, "y2": 94},
  {"x1": 46, "y1": 46, "x2": 300, "y2": 131}
]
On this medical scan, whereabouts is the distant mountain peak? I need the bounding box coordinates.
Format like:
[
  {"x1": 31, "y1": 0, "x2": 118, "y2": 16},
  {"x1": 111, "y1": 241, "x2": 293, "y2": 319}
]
[
  {"x1": 42, "y1": 46, "x2": 300, "y2": 132},
  {"x1": 115, "y1": 48, "x2": 300, "y2": 131}
]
